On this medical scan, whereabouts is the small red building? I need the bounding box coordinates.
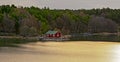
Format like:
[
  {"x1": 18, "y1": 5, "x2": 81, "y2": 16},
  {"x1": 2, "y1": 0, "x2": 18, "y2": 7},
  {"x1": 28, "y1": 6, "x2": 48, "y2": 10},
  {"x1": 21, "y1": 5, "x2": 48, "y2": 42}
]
[{"x1": 45, "y1": 30, "x2": 62, "y2": 38}]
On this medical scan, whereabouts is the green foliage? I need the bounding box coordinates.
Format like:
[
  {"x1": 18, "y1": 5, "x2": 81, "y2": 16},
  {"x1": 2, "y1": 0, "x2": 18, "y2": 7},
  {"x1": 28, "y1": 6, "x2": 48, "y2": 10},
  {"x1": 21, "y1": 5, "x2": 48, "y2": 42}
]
[
  {"x1": 0, "y1": 5, "x2": 13, "y2": 14},
  {"x1": 0, "y1": 14, "x2": 3, "y2": 23},
  {"x1": 80, "y1": 15, "x2": 90, "y2": 24},
  {"x1": 15, "y1": 21, "x2": 19, "y2": 34},
  {"x1": 41, "y1": 22, "x2": 49, "y2": 34},
  {"x1": 20, "y1": 26, "x2": 38, "y2": 36},
  {"x1": 0, "y1": 5, "x2": 120, "y2": 35}
]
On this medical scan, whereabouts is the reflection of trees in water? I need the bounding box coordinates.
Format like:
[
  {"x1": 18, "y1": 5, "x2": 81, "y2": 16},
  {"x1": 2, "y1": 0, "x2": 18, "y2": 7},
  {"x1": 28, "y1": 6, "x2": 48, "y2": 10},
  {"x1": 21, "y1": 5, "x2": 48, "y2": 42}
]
[{"x1": 71, "y1": 35, "x2": 120, "y2": 41}]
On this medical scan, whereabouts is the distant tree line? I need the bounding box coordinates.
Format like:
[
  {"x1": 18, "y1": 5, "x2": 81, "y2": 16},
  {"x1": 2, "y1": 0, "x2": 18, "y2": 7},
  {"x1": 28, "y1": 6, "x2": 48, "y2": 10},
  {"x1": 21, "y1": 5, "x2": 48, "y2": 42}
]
[{"x1": 0, "y1": 5, "x2": 119, "y2": 36}]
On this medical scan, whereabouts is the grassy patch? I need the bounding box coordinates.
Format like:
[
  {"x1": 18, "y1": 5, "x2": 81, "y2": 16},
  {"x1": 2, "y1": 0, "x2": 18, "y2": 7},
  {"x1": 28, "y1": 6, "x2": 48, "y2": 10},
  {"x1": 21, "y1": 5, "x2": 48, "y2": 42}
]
[{"x1": 0, "y1": 38, "x2": 37, "y2": 47}]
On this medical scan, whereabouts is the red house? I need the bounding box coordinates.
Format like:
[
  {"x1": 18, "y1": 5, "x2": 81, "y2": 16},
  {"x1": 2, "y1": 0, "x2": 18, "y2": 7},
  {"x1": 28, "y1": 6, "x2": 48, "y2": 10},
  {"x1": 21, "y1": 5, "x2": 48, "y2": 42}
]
[{"x1": 45, "y1": 30, "x2": 62, "y2": 38}]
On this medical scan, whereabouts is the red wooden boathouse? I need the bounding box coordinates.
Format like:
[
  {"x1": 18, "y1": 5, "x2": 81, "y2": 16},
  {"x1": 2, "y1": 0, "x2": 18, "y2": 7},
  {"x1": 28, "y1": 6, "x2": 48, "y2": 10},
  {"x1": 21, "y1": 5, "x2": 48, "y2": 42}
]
[{"x1": 45, "y1": 30, "x2": 62, "y2": 38}]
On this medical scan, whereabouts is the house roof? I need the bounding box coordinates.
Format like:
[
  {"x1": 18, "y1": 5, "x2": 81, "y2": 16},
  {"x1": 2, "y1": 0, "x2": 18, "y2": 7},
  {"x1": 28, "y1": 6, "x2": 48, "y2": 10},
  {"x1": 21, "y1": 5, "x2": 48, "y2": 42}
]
[{"x1": 46, "y1": 30, "x2": 58, "y2": 34}]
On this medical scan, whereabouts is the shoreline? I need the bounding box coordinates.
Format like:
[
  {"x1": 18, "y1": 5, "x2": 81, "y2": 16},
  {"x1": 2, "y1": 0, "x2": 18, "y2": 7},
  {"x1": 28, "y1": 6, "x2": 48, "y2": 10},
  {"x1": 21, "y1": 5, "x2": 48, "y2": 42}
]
[{"x1": 0, "y1": 35, "x2": 120, "y2": 47}]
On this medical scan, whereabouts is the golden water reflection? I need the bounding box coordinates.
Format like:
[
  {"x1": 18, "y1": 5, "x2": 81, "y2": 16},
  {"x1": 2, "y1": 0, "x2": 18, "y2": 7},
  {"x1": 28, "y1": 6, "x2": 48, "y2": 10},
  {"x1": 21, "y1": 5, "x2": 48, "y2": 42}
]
[
  {"x1": 111, "y1": 45, "x2": 120, "y2": 62},
  {"x1": 0, "y1": 41, "x2": 120, "y2": 62}
]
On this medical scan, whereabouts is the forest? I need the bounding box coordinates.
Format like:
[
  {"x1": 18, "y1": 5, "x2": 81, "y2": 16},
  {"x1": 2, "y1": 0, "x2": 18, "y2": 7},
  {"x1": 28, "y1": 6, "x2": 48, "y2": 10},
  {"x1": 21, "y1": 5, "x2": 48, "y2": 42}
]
[{"x1": 0, "y1": 5, "x2": 119, "y2": 36}]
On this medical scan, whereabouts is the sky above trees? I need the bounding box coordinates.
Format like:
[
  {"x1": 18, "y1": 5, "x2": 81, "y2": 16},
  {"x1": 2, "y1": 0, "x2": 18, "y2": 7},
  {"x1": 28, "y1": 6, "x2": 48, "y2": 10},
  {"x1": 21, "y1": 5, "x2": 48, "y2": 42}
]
[{"x1": 0, "y1": 0, "x2": 120, "y2": 9}]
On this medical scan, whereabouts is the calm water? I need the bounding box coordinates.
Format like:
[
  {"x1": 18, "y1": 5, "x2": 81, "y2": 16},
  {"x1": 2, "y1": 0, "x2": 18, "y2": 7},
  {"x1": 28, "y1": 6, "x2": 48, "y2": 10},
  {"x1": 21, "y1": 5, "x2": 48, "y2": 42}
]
[
  {"x1": 71, "y1": 35, "x2": 120, "y2": 41},
  {"x1": 0, "y1": 41, "x2": 120, "y2": 62}
]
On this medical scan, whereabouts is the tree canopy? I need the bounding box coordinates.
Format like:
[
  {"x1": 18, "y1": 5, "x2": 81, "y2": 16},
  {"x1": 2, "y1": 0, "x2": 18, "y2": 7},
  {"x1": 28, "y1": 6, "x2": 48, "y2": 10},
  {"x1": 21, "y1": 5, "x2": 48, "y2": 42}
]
[{"x1": 0, "y1": 5, "x2": 119, "y2": 36}]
